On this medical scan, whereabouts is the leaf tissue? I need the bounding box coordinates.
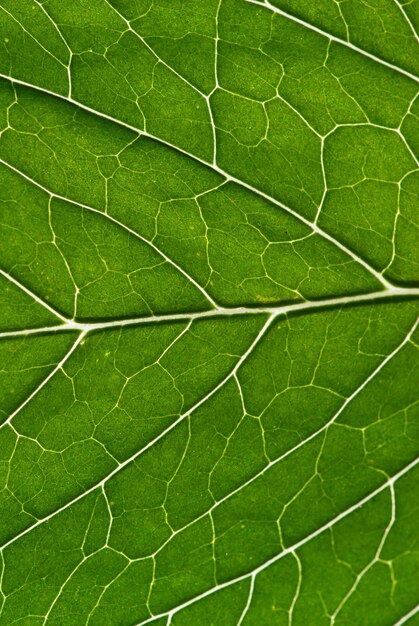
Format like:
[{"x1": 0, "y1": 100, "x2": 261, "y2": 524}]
[{"x1": 0, "y1": 0, "x2": 418, "y2": 624}]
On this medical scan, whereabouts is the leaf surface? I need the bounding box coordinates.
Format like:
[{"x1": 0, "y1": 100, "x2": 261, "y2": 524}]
[{"x1": 0, "y1": 1, "x2": 418, "y2": 624}]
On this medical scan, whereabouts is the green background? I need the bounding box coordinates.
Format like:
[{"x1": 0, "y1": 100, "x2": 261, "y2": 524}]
[{"x1": 0, "y1": 0, "x2": 418, "y2": 624}]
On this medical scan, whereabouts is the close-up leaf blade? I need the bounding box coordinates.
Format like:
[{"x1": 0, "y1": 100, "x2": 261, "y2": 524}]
[{"x1": 0, "y1": 1, "x2": 418, "y2": 625}]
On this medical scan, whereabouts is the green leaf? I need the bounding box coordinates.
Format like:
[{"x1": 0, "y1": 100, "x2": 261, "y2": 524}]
[{"x1": 0, "y1": 1, "x2": 418, "y2": 624}]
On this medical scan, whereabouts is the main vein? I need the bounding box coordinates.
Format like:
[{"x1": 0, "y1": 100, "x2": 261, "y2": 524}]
[{"x1": 0, "y1": 287, "x2": 418, "y2": 340}]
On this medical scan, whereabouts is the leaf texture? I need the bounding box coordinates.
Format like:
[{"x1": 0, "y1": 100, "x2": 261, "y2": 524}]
[{"x1": 0, "y1": 1, "x2": 418, "y2": 624}]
